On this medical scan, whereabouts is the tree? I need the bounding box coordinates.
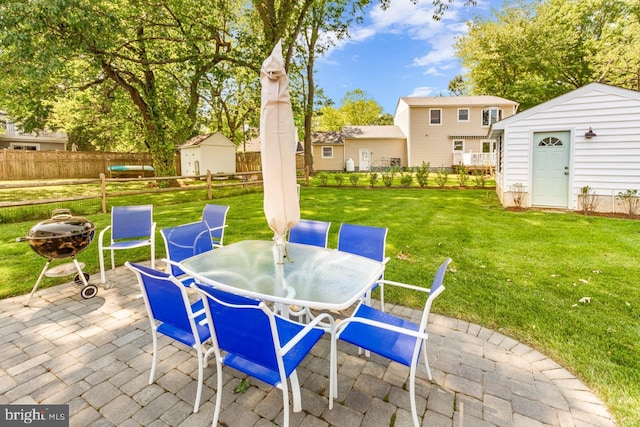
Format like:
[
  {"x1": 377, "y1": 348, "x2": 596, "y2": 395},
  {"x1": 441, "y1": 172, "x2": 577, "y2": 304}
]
[
  {"x1": 0, "y1": 0, "x2": 247, "y2": 176},
  {"x1": 0, "y1": 0, "x2": 481, "y2": 176},
  {"x1": 314, "y1": 89, "x2": 385, "y2": 130},
  {"x1": 454, "y1": 0, "x2": 640, "y2": 110}
]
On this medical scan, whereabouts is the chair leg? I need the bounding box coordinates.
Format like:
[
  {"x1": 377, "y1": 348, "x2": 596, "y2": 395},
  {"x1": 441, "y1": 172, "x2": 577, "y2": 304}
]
[
  {"x1": 380, "y1": 282, "x2": 385, "y2": 312},
  {"x1": 289, "y1": 371, "x2": 301, "y2": 413},
  {"x1": 282, "y1": 375, "x2": 292, "y2": 427},
  {"x1": 193, "y1": 345, "x2": 204, "y2": 413},
  {"x1": 150, "y1": 243, "x2": 155, "y2": 269},
  {"x1": 149, "y1": 332, "x2": 158, "y2": 384},
  {"x1": 329, "y1": 335, "x2": 337, "y2": 409},
  {"x1": 98, "y1": 248, "x2": 106, "y2": 284},
  {"x1": 409, "y1": 366, "x2": 419, "y2": 427},
  {"x1": 212, "y1": 359, "x2": 223, "y2": 427},
  {"x1": 110, "y1": 249, "x2": 115, "y2": 271},
  {"x1": 422, "y1": 340, "x2": 433, "y2": 381}
]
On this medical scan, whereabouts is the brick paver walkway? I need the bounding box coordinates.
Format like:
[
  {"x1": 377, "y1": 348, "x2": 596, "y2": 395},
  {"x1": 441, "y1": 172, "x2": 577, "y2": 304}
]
[{"x1": 0, "y1": 264, "x2": 617, "y2": 426}]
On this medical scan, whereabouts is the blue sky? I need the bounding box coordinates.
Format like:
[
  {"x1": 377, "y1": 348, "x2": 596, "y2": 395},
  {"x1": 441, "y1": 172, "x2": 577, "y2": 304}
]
[{"x1": 315, "y1": 0, "x2": 502, "y2": 114}]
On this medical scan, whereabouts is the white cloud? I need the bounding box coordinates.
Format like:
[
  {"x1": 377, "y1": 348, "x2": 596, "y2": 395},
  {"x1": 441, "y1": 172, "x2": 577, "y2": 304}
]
[{"x1": 409, "y1": 86, "x2": 438, "y2": 97}]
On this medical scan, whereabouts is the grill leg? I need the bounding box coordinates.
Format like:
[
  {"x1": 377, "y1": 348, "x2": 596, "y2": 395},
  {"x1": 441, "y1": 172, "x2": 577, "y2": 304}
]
[
  {"x1": 25, "y1": 260, "x2": 52, "y2": 307},
  {"x1": 72, "y1": 257, "x2": 89, "y2": 287}
]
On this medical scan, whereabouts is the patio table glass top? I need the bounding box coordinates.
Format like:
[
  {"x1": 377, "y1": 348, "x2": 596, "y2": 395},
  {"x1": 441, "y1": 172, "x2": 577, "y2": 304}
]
[{"x1": 179, "y1": 240, "x2": 385, "y2": 311}]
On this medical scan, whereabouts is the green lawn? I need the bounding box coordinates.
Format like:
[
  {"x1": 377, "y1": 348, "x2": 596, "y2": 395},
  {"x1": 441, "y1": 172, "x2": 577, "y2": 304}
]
[{"x1": 1, "y1": 185, "x2": 638, "y2": 425}]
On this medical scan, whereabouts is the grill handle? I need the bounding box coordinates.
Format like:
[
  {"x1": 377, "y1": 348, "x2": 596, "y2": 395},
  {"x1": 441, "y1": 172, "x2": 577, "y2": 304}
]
[{"x1": 51, "y1": 208, "x2": 72, "y2": 219}]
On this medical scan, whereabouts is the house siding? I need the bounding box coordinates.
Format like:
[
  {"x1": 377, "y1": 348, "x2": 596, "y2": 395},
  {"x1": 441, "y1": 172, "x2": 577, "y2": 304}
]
[
  {"x1": 312, "y1": 145, "x2": 345, "y2": 171},
  {"x1": 398, "y1": 99, "x2": 516, "y2": 169},
  {"x1": 344, "y1": 139, "x2": 406, "y2": 170},
  {"x1": 497, "y1": 84, "x2": 640, "y2": 212}
]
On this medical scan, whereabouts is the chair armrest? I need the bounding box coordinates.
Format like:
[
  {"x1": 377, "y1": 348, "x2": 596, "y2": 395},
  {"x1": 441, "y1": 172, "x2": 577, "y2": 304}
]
[
  {"x1": 208, "y1": 225, "x2": 228, "y2": 232},
  {"x1": 377, "y1": 279, "x2": 430, "y2": 293},
  {"x1": 279, "y1": 312, "x2": 334, "y2": 356},
  {"x1": 98, "y1": 225, "x2": 112, "y2": 244},
  {"x1": 336, "y1": 315, "x2": 428, "y2": 341}
]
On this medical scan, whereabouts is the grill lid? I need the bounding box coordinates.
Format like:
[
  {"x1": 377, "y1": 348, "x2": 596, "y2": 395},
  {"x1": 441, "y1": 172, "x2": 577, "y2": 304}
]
[{"x1": 18, "y1": 209, "x2": 96, "y2": 259}]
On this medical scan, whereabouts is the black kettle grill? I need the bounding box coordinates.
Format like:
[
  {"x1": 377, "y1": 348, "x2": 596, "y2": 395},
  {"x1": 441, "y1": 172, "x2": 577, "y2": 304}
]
[{"x1": 17, "y1": 209, "x2": 98, "y2": 306}]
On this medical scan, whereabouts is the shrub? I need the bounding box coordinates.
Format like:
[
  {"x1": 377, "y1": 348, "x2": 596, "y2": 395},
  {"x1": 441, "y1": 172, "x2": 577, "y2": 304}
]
[
  {"x1": 617, "y1": 189, "x2": 639, "y2": 215},
  {"x1": 416, "y1": 162, "x2": 430, "y2": 187},
  {"x1": 578, "y1": 186, "x2": 599, "y2": 214},
  {"x1": 349, "y1": 173, "x2": 360, "y2": 187},
  {"x1": 510, "y1": 183, "x2": 526, "y2": 208},
  {"x1": 434, "y1": 167, "x2": 448, "y2": 187},
  {"x1": 334, "y1": 172, "x2": 344, "y2": 186},
  {"x1": 400, "y1": 172, "x2": 413, "y2": 187},
  {"x1": 368, "y1": 172, "x2": 379, "y2": 187},
  {"x1": 472, "y1": 170, "x2": 487, "y2": 188},
  {"x1": 381, "y1": 167, "x2": 398, "y2": 187},
  {"x1": 457, "y1": 163, "x2": 469, "y2": 186},
  {"x1": 317, "y1": 172, "x2": 329, "y2": 186}
]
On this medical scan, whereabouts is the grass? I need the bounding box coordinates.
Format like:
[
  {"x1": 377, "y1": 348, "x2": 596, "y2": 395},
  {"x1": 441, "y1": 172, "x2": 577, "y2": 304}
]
[{"x1": 1, "y1": 182, "x2": 639, "y2": 425}]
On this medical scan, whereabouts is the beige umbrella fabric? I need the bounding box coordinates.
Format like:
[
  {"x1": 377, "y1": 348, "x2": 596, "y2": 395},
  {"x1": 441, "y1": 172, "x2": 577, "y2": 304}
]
[{"x1": 260, "y1": 40, "x2": 300, "y2": 247}]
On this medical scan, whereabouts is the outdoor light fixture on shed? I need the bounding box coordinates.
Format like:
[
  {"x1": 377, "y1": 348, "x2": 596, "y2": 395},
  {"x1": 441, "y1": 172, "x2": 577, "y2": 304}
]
[{"x1": 584, "y1": 127, "x2": 597, "y2": 138}]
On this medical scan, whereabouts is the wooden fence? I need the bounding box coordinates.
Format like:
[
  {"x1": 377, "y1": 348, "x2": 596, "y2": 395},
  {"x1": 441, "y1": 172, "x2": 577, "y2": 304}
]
[
  {"x1": 0, "y1": 149, "x2": 303, "y2": 180},
  {"x1": 0, "y1": 150, "x2": 154, "y2": 180}
]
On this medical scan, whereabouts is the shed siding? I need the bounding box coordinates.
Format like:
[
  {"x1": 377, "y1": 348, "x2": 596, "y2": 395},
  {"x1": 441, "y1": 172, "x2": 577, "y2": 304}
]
[{"x1": 500, "y1": 86, "x2": 640, "y2": 211}]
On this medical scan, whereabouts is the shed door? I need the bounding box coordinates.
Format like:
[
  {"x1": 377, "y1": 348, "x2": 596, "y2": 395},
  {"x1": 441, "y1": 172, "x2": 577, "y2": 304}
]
[
  {"x1": 359, "y1": 149, "x2": 371, "y2": 171},
  {"x1": 532, "y1": 131, "x2": 570, "y2": 207}
]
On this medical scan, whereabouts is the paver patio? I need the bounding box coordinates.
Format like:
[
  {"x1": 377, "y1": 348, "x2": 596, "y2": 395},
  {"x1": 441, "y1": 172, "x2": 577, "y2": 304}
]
[{"x1": 0, "y1": 263, "x2": 617, "y2": 426}]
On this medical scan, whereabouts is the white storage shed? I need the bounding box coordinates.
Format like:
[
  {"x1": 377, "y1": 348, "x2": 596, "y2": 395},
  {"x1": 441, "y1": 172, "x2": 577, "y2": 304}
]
[
  {"x1": 489, "y1": 83, "x2": 640, "y2": 213},
  {"x1": 179, "y1": 132, "x2": 237, "y2": 176}
]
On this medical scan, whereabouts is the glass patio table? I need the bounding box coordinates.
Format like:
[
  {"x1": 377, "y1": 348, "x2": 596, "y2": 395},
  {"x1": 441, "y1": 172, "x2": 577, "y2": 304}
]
[{"x1": 179, "y1": 240, "x2": 385, "y2": 311}]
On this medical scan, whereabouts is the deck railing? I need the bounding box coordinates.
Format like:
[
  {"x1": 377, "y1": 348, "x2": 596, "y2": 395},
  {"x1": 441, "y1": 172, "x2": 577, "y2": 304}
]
[{"x1": 454, "y1": 152, "x2": 496, "y2": 167}]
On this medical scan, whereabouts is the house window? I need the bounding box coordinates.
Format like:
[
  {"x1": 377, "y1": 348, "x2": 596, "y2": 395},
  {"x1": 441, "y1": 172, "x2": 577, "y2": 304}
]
[
  {"x1": 453, "y1": 140, "x2": 464, "y2": 152},
  {"x1": 10, "y1": 143, "x2": 39, "y2": 150},
  {"x1": 457, "y1": 108, "x2": 469, "y2": 122},
  {"x1": 482, "y1": 141, "x2": 496, "y2": 153},
  {"x1": 429, "y1": 109, "x2": 442, "y2": 125},
  {"x1": 482, "y1": 107, "x2": 502, "y2": 126},
  {"x1": 322, "y1": 146, "x2": 333, "y2": 158}
]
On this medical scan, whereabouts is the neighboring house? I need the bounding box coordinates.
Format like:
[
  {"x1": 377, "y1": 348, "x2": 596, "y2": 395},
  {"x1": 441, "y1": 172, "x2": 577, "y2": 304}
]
[
  {"x1": 342, "y1": 126, "x2": 407, "y2": 171},
  {"x1": 310, "y1": 95, "x2": 519, "y2": 172},
  {"x1": 394, "y1": 95, "x2": 518, "y2": 170},
  {"x1": 489, "y1": 82, "x2": 640, "y2": 213},
  {"x1": 179, "y1": 132, "x2": 237, "y2": 175},
  {"x1": 310, "y1": 131, "x2": 344, "y2": 171},
  {"x1": 0, "y1": 112, "x2": 68, "y2": 151}
]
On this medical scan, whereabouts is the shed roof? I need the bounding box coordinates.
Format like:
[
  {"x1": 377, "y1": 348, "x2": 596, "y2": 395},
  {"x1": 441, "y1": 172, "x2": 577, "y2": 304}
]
[
  {"x1": 489, "y1": 82, "x2": 640, "y2": 136},
  {"x1": 311, "y1": 131, "x2": 343, "y2": 145},
  {"x1": 179, "y1": 132, "x2": 234, "y2": 149},
  {"x1": 342, "y1": 125, "x2": 405, "y2": 139}
]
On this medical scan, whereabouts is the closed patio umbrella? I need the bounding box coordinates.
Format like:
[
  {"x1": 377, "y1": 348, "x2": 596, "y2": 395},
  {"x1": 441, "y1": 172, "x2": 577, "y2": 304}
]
[{"x1": 260, "y1": 40, "x2": 300, "y2": 255}]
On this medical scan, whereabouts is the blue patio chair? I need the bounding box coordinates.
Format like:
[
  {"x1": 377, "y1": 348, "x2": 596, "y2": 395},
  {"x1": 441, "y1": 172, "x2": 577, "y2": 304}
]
[
  {"x1": 331, "y1": 258, "x2": 452, "y2": 427},
  {"x1": 337, "y1": 223, "x2": 390, "y2": 310},
  {"x1": 201, "y1": 204, "x2": 230, "y2": 248},
  {"x1": 193, "y1": 283, "x2": 334, "y2": 427},
  {"x1": 288, "y1": 219, "x2": 331, "y2": 248},
  {"x1": 125, "y1": 262, "x2": 214, "y2": 414},
  {"x1": 160, "y1": 220, "x2": 213, "y2": 285},
  {"x1": 99, "y1": 205, "x2": 156, "y2": 284}
]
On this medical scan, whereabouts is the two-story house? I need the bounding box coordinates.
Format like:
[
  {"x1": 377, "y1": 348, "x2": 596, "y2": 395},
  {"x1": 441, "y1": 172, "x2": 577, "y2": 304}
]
[
  {"x1": 0, "y1": 112, "x2": 68, "y2": 151},
  {"x1": 312, "y1": 95, "x2": 519, "y2": 172}
]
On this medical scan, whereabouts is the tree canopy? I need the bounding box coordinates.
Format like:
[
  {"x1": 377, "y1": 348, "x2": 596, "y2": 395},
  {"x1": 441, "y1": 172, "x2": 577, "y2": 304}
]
[
  {"x1": 0, "y1": 0, "x2": 480, "y2": 175},
  {"x1": 454, "y1": 0, "x2": 640, "y2": 110}
]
